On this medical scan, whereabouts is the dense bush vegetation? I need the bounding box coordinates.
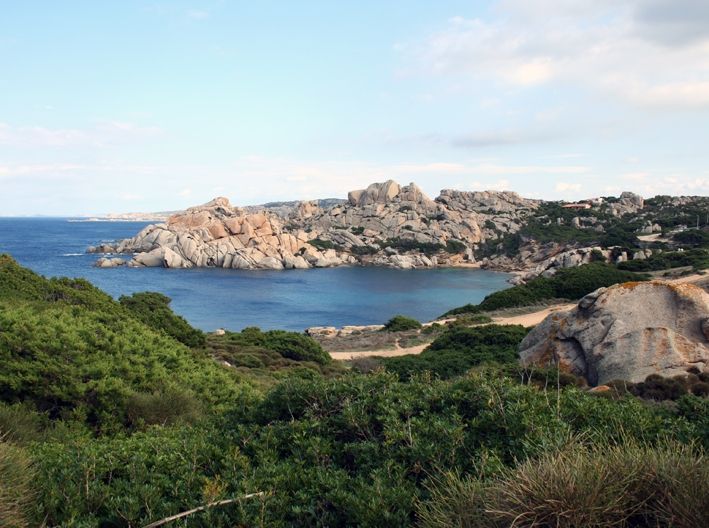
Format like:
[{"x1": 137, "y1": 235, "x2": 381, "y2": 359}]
[
  {"x1": 216, "y1": 327, "x2": 331, "y2": 365},
  {"x1": 383, "y1": 315, "x2": 423, "y2": 332},
  {"x1": 350, "y1": 245, "x2": 379, "y2": 255},
  {"x1": 672, "y1": 228, "x2": 709, "y2": 247},
  {"x1": 607, "y1": 371, "x2": 709, "y2": 401},
  {"x1": 644, "y1": 195, "x2": 709, "y2": 230},
  {"x1": 618, "y1": 248, "x2": 709, "y2": 272},
  {"x1": 307, "y1": 238, "x2": 339, "y2": 250},
  {"x1": 383, "y1": 325, "x2": 526, "y2": 380},
  {"x1": 444, "y1": 264, "x2": 645, "y2": 316},
  {"x1": 119, "y1": 291, "x2": 206, "y2": 347},
  {"x1": 0, "y1": 255, "x2": 250, "y2": 433},
  {"x1": 476, "y1": 202, "x2": 645, "y2": 259},
  {"x1": 27, "y1": 371, "x2": 706, "y2": 527}
]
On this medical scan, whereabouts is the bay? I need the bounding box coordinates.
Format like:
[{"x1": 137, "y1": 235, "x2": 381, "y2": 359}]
[{"x1": 0, "y1": 218, "x2": 511, "y2": 331}]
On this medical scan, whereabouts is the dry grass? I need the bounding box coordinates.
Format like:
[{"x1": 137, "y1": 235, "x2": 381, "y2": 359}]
[
  {"x1": 418, "y1": 440, "x2": 708, "y2": 528},
  {"x1": 0, "y1": 440, "x2": 34, "y2": 528}
]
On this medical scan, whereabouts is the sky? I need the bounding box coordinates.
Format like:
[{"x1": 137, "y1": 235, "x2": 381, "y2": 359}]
[{"x1": 1, "y1": 0, "x2": 708, "y2": 216}]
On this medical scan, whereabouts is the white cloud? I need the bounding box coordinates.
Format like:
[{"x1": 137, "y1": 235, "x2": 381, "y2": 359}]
[
  {"x1": 406, "y1": 0, "x2": 709, "y2": 107},
  {"x1": 0, "y1": 121, "x2": 162, "y2": 148},
  {"x1": 555, "y1": 181, "x2": 582, "y2": 193},
  {"x1": 178, "y1": 188, "x2": 192, "y2": 197}
]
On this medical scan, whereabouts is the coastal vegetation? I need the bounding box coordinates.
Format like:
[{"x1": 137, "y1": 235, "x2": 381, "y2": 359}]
[
  {"x1": 443, "y1": 263, "x2": 645, "y2": 316},
  {"x1": 0, "y1": 255, "x2": 706, "y2": 527},
  {"x1": 383, "y1": 315, "x2": 423, "y2": 332}
]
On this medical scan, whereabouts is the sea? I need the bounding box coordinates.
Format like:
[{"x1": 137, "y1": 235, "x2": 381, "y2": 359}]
[{"x1": 0, "y1": 218, "x2": 511, "y2": 332}]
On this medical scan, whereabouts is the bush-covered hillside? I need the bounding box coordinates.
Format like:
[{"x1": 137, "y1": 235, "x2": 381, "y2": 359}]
[{"x1": 0, "y1": 255, "x2": 248, "y2": 433}]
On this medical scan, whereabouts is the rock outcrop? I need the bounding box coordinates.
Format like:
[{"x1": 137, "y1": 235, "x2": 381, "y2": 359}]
[
  {"x1": 92, "y1": 180, "x2": 538, "y2": 271},
  {"x1": 294, "y1": 180, "x2": 481, "y2": 267},
  {"x1": 519, "y1": 281, "x2": 709, "y2": 385},
  {"x1": 90, "y1": 197, "x2": 356, "y2": 270},
  {"x1": 90, "y1": 181, "x2": 701, "y2": 275}
]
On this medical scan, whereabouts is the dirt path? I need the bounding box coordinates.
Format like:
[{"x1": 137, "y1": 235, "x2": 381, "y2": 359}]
[
  {"x1": 329, "y1": 272, "x2": 707, "y2": 361},
  {"x1": 329, "y1": 342, "x2": 429, "y2": 361},
  {"x1": 667, "y1": 272, "x2": 707, "y2": 285},
  {"x1": 490, "y1": 303, "x2": 577, "y2": 327}
]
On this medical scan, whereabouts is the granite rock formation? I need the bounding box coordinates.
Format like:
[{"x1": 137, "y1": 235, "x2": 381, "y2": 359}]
[{"x1": 518, "y1": 281, "x2": 709, "y2": 384}]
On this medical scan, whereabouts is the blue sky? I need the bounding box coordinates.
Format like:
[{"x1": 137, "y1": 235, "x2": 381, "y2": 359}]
[{"x1": 1, "y1": 0, "x2": 708, "y2": 215}]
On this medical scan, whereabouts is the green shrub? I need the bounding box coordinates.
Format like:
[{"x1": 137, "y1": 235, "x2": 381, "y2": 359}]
[
  {"x1": 225, "y1": 327, "x2": 331, "y2": 364},
  {"x1": 28, "y1": 370, "x2": 707, "y2": 527},
  {"x1": 0, "y1": 256, "x2": 246, "y2": 433},
  {"x1": 384, "y1": 325, "x2": 526, "y2": 380},
  {"x1": 350, "y1": 245, "x2": 378, "y2": 256},
  {"x1": 119, "y1": 291, "x2": 205, "y2": 347},
  {"x1": 383, "y1": 315, "x2": 422, "y2": 332},
  {"x1": 307, "y1": 238, "x2": 337, "y2": 250},
  {"x1": 126, "y1": 386, "x2": 204, "y2": 429},
  {"x1": 445, "y1": 240, "x2": 466, "y2": 254},
  {"x1": 384, "y1": 237, "x2": 445, "y2": 256},
  {"x1": 618, "y1": 248, "x2": 709, "y2": 272},
  {"x1": 672, "y1": 228, "x2": 709, "y2": 248},
  {"x1": 443, "y1": 264, "x2": 646, "y2": 316}
]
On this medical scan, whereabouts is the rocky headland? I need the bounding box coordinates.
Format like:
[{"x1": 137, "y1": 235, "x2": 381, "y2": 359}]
[{"x1": 88, "y1": 180, "x2": 708, "y2": 278}]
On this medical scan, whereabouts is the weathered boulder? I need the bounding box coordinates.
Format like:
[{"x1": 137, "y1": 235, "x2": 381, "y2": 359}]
[
  {"x1": 94, "y1": 257, "x2": 126, "y2": 268},
  {"x1": 348, "y1": 180, "x2": 401, "y2": 206},
  {"x1": 519, "y1": 281, "x2": 709, "y2": 385}
]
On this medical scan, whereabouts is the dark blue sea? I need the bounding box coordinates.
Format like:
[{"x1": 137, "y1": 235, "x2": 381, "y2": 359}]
[{"x1": 0, "y1": 218, "x2": 511, "y2": 331}]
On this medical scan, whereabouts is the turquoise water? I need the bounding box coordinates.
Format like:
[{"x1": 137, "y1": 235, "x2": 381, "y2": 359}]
[{"x1": 0, "y1": 218, "x2": 511, "y2": 331}]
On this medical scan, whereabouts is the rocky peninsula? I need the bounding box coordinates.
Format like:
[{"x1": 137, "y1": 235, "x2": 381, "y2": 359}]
[{"x1": 88, "y1": 180, "x2": 708, "y2": 280}]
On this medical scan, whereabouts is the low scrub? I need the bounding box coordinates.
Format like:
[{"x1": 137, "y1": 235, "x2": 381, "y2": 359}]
[
  {"x1": 214, "y1": 326, "x2": 331, "y2": 365},
  {"x1": 384, "y1": 325, "x2": 526, "y2": 380},
  {"x1": 444, "y1": 264, "x2": 645, "y2": 316},
  {"x1": 383, "y1": 315, "x2": 422, "y2": 332},
  {"x1": 119, "y1": 291, "x2": 205, "y2": 347},
  {"x1": 618, "y1": 248, "x2": 709, "y2": 272}
]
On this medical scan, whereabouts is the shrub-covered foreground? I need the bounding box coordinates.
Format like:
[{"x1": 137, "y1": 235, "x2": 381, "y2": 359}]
[{"x1": 26, "y1": 371, "x2": 707, "y2": 527}]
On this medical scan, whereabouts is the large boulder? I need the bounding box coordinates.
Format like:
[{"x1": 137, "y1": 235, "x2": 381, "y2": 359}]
[
  {"x1": 519, "y1": 281, "x2": 709, "y2": 385},
  {"x1": 347, "y1": 180, "x2": 401, "y2": 206}
]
